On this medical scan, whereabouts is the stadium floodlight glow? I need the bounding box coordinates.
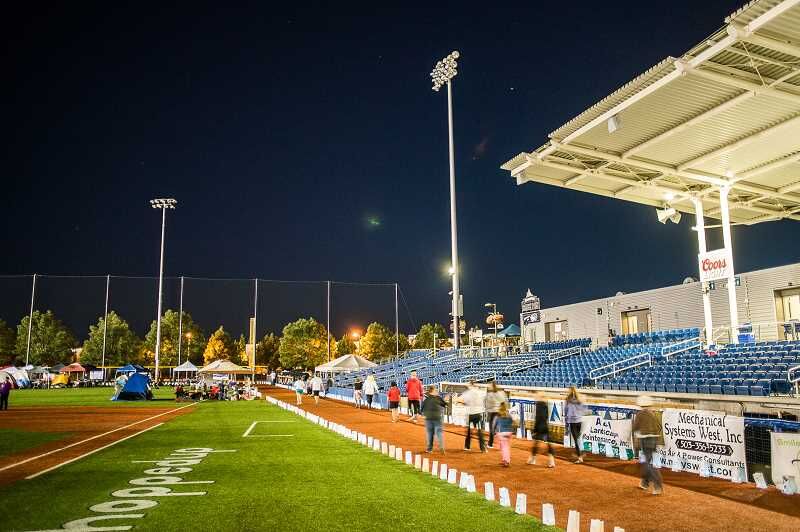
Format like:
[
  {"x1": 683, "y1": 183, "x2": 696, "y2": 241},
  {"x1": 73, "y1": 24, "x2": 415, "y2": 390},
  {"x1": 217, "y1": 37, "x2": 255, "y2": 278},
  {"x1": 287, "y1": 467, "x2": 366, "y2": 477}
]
[
  {"x1": 150, "y1": 197, "x2": 178, "y2": 382},
  {"x1": 431, "y1": 50, "x2": 462, "y2": 350},
  {"x1": 430, "y1": 51, "x2": 459, "y2": 91}
]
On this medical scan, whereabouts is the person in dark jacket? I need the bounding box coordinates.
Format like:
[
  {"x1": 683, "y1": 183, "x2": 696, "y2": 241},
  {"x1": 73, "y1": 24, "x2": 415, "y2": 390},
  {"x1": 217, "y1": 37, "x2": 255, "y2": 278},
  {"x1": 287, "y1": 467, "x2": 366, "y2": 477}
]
[
  {"x1": 421, "y1": 385, "x2": 446, "y2": 453},
  {"x1": 527, "y1": 392, "x2": 555, "y2": 468},
  {"x1": 0, "y1": 377, "x2": 12, "y2": 410},
  {"x1": 632, "y1": 395, "x2": 664, "y2": 495}
]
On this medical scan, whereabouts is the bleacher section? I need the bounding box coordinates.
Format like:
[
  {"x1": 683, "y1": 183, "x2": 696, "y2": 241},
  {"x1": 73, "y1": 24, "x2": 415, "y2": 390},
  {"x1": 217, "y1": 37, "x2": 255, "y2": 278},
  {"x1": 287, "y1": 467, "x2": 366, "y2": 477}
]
[
  {"x1": 496, "y1": 343, "x2": 665, "y2": 389},
  {"x1": 330, "y1": 333, "x2": 797, "y2": 398},
  {"x1": 521, "y1": 338, "x2": 592, "y2": 351},
  {"x1": 601, "y1": 340, "x2": 800, "y2": 396},
  {"x1": 610, "y1": 327, "x2": 700, "y2": 346}
]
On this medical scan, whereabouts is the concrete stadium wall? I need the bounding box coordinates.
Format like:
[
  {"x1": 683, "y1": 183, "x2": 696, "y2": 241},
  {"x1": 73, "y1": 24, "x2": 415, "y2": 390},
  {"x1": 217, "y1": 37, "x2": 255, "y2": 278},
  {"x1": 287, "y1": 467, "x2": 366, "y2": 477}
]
[{"x1": 522, "y1": 262, "x2": 800, "y2": 347}]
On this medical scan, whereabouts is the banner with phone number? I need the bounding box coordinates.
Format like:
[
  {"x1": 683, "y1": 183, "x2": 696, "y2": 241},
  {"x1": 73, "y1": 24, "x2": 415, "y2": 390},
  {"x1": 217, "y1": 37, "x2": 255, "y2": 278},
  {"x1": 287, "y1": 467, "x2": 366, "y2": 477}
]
[{"x1": 657, "y1": 409, "x2": 746, "y2": 479}]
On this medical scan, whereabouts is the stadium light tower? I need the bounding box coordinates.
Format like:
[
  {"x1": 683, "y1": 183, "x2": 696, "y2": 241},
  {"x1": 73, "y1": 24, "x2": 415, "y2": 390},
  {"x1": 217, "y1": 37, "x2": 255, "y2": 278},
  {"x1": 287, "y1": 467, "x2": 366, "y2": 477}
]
[
  {"x1": 431, "y1": 50, "x2": 461, "y2": 350},
  {"x1": 150, "y1": 198, "x2": 177, "y2": 382}
]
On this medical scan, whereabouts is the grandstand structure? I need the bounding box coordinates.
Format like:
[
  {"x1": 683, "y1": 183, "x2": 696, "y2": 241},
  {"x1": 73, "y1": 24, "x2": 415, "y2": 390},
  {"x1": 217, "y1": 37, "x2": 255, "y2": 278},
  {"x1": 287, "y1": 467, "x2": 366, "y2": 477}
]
[{"x1": 502, "y1": 0, "x2": 800, "y2": 350}]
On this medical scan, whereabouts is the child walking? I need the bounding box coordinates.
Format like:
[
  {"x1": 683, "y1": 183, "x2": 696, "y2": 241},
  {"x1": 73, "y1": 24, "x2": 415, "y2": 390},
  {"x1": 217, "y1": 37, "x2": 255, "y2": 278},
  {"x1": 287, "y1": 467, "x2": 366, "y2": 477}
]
[
  {"x1": 293, "y1": 377, "x2": 305, "y2": 406},
  {"x1": 387, "y1": 381, "x2": 401, "y2": 422},
  {"x1": 495, "y1": 402, "x2": 514, "y2": 467}
]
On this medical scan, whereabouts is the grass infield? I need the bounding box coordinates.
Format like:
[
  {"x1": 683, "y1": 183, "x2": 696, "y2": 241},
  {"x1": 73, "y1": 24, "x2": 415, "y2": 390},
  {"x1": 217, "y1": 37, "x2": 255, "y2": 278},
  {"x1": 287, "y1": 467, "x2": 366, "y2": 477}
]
[
  {"x1": 1, "y1": 396, "x2": 558, "y2": 531},
  {"x1": 9, "y1": 386, "x2": 176, "y2": 407},
  {"x1": 0, "y1": 429, "x2": 70, "y2": 460}
]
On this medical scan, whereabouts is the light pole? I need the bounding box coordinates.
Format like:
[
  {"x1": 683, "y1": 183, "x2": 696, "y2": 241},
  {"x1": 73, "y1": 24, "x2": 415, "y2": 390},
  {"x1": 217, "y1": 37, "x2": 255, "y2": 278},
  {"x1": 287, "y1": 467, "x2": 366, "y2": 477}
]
[
  {"x1": 485, "y1": 302, "x2": 499, "y2": 347},
  {"x1": 150, "y1": 198, "x2": 177, "y2": 383},
  {"x1": 431, "y1": 50, "x2": 461, "y2": 350}
]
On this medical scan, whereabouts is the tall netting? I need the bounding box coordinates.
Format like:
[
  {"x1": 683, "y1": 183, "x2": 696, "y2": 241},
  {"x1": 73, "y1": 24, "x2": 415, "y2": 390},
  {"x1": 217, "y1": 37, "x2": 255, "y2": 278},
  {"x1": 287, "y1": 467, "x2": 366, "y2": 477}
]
[{"x1": 0, "y1": 274, "x2": 414, "y2": 370}]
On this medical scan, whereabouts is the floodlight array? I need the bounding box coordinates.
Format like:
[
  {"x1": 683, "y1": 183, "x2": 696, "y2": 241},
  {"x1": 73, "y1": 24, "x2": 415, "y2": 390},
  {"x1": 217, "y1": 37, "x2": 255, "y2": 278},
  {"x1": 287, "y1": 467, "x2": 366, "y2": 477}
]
[{"x1": 430, "y1": 51, "x2": 459, "y2": 92}]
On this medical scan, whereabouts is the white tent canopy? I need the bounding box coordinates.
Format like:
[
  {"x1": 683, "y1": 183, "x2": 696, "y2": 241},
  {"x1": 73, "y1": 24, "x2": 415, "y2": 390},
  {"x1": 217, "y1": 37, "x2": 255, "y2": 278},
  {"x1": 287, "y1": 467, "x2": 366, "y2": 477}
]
[
  {"x1": 198, "y1": 360, "x2": 252, "y2": 374},
  {"x1": 172, "y1": 361, "x2": 198, "y2": 373},
  {"x1": 315, "y1": 354, "x2": 377, "y2": 374}
]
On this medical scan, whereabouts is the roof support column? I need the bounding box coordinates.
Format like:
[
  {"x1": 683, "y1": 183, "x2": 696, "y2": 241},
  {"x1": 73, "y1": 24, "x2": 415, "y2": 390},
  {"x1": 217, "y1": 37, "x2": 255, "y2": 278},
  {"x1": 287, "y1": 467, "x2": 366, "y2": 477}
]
[
  {"x1": 719, "y1": 186, "x2": 740, "y2": 344},
  {"x1": 692, "y1": 197, "x2": 714, "y2": 348}
]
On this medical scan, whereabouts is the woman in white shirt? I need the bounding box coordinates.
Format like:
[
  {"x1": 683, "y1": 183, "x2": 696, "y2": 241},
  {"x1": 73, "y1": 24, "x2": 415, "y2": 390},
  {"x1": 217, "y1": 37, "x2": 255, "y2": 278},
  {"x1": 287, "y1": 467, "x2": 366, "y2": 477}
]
[
  {"x1": 363, "y1": 374, "x2": 379, "y2": 408},
  {"x1": 310, "y1": 374, "x2": 323, "y2": 405},
  {"x1": 293, "y1": 377, "x2": 306, "y2": 406}
]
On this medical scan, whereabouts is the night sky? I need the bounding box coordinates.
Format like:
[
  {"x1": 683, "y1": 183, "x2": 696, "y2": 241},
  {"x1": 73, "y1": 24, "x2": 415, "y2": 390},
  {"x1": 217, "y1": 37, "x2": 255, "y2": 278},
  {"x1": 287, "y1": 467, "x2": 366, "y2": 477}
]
[{"x1": 4, "y1": 1, "x2": 800, "y2": 341}]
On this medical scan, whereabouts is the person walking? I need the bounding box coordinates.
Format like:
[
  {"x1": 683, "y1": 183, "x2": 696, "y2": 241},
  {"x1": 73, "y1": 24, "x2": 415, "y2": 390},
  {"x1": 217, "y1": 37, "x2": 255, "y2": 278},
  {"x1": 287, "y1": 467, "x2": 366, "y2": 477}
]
[
  {"x1": 325, "y1": 376, "x2": 334, "y2": 397},
  {"x1": 310, "y1": 374, "x2": 323, "y2": 405},
  {"x1": 564, "y1": 386, "x2": 586, "y2": 463},
  {"x1": 421, "y1": 385, "x2": 446, "y2": 453},
  {"x1": 486, "y1": 381, "x2": 508, "y2": 449},
  {"x1": 293, "y1": 376, "x2": 305, "y2": 406},
  {"x1": 495, "y1": 402, "x2": 514, "y2": 467},
  {"x1": 405, "y1": 370, "x2": 423, "y2": 422},
  {"x1": 527, "y1": 392, "x2": 555, "y2": 468},
  {"x1": 353, "y1": 377, "x2": 363, "y2": 408},
  {"x1": 632, "y1": 395, "x2": 664, "y2": 495},
  {"x1": 459, "y1": 381, "x2": 487, "y2": 453},
  {"x1": 387, "y1": 381, "x2": 401, "y2": 422},
  {"x1": 0, "y1": 376, "x2": 12, "y2": 410},
  {"x1": 363, "y1": 374, "x2": 378, "y2": 408}
]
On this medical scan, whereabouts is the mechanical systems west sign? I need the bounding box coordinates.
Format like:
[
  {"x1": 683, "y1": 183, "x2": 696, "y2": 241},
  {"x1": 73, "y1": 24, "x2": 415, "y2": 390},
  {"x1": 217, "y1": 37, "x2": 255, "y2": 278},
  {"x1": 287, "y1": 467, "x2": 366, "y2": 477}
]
[{"x1": 698, "y1": 249, "x2": 733, "y2": 283}]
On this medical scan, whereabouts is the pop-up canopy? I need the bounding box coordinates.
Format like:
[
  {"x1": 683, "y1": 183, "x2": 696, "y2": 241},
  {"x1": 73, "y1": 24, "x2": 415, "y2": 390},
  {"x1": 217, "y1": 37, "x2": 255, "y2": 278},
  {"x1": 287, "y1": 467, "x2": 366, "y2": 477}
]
[
  {"x1": 61, "y1": 363, "x2": 85, "y2": 373},
  {"x1": 198, "y1": 360, "x2": 252, "y2": 374},
  {"x1": 172, "y1": 361, "x2": 198, "y2": 373},
  {"x1": 315, "y1": 354, "x2": 377, "y2": 374}
]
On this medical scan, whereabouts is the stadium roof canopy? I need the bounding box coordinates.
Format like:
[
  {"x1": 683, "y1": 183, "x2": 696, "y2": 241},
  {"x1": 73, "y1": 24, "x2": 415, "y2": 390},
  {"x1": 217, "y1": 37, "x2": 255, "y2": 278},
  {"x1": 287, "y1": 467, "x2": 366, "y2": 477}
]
[{"x1": 502, "y1": 0, "x2": 800, "y2": 225}]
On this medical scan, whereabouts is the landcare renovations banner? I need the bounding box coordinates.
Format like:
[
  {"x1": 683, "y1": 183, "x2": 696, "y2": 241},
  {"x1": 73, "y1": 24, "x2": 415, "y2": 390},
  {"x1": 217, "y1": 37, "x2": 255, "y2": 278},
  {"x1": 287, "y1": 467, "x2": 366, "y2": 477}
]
[
  {"x1": 579, "y1": 416, "x2": 633, "y2": 456},
  {"x1": 770, "y1": 432, "x2": 800, "y2": 489},
  {"x1": 658, "y1": 409, "x2": 746, "y2": 479}
]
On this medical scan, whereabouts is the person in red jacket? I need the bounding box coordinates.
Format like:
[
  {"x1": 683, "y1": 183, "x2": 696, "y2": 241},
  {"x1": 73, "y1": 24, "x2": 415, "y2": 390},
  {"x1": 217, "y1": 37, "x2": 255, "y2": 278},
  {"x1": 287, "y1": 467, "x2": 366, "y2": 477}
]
[
  {"x1": 405, "y1": 370, "x2": 423, "y2": 422},
  {"x1": 387, "y1": 381, "x2": 401, "y2": 422}
]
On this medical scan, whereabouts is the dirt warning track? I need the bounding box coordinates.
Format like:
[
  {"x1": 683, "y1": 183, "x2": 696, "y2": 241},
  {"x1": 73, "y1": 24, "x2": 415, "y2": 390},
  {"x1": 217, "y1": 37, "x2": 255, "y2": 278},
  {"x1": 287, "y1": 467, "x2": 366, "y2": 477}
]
[
  {"x1": 264, "y1": 387, "x2": 800, "y2": 532},
  {"x1": 0, "y1": 403, "x2": 196, "y2": 486}
]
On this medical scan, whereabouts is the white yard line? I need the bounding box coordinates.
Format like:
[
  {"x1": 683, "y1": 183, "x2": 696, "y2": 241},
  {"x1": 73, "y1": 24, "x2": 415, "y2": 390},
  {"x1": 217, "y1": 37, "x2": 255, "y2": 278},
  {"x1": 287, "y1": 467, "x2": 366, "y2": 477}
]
[
  {"x1": 0, "y1": 401, "x2": 199, "y2": 473},
  {"x1": 242, "y1": 420, "x2": 296, "y2": 438},
  {"x1": 25, "y1": 423, "x2": 165, "y2": 480}
]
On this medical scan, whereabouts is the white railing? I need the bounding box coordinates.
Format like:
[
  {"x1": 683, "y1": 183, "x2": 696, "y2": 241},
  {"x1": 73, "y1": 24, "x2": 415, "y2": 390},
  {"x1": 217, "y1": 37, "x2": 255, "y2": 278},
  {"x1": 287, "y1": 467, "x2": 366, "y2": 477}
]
[
  {"x1": 589, "y1": 352, "x2": 653, "y2": 382},
  {"x1": 462, "y1": 371, "x2": 497, "y2": 383},
  {"x1": 546, "y1": 345, "x2": 583, "y2": 362},
  {"x1": 505, "y1": 357, "x2": 542, "y2": 374},
  {"x1": 705, "y1": 320, "x2": 800, "y2": 346},
  {"x1": 660, "y1": 338, "x2": 701, "y2": 359},
  {"x1": 789, "y1": 364, "x2": 800, "y2": 396}
]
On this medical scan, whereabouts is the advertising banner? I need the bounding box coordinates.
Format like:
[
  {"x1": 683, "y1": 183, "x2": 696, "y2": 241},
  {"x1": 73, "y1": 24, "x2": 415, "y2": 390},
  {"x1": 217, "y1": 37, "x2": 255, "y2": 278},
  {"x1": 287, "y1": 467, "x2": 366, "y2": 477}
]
[
  {"x1": 771, "y1": 432, "x2": 800, "y2": 491},
  {"x1": 578, "y1": 416, "x2": 633, "y2": 458},
  {"x1": 698, "y1": 248, "x2": 733, "y2": 283},
  {"x1": 658, "y1": 409, "x2": 746, "y2": 479}
]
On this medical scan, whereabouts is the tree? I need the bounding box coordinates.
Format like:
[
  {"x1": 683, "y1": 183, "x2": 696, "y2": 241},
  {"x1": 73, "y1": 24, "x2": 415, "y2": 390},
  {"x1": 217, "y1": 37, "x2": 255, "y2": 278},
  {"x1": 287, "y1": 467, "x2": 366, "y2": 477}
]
[
  {"x1": 80, "y1": 312, "x2": 141, "y2": 367},
  {"x1": 203, "y1": 326, "x2": 234, "y2": 364},
  {"x1": 395, "y1": 333, "x2": 411, "y2": 353},
  {"x1": 336, "y1": 334, "x2": 357, "y2": 357},
  {"x1": 256, "y1": 333, "x2": 281, "y2": 369},
  {"x1": 358, "y1": 322, "x2": 396, "y2": 362},
  {"x1": 233, "y1": 334, "x2": 248, "y2": 366},
  {"x1": 0, "y1": 319, "x2": 15, "y2": 365},
  {"x1": 278, "y1": 318, "x2": 330, "y2": 369},
  {"x1": 15, "y1": 310, "x2": 76, "y2": 366},
  {"x1": 144, "y1": 310, "x2": 206, "y2": 367},
  {"x1": 412, "y1": 323, "x2": 447, "y2": 349}
]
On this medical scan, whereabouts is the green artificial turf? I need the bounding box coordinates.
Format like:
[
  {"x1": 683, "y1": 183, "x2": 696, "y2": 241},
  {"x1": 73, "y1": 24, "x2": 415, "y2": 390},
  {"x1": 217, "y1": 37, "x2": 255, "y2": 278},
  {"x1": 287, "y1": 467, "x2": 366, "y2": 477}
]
[
  {"x1": 9, "y1": 386, "x2": 176, "y2": 407},
  {"x1": 0, "y1": 400, "x2": 559, "y2": 531},
  {"x1": 0, "y1": 429, "x2": 70, "y2": 459}
]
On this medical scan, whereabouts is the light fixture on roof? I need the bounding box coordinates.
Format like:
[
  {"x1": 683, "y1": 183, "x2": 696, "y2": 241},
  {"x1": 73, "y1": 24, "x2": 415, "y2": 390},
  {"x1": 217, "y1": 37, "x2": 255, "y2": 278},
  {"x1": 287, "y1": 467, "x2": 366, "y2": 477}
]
[
  {"x1": 656, "y1": 206, "x2": 681, "y2": 224},
  {"x1": 607, "y1": 114, "x2": 621, "y2": 133},
  {"x1": 725, "y1": 170, "x2": 735, "y2": 179},
  {"x1": 664, "y1": 191, "x2": 675, "y2": 201}
]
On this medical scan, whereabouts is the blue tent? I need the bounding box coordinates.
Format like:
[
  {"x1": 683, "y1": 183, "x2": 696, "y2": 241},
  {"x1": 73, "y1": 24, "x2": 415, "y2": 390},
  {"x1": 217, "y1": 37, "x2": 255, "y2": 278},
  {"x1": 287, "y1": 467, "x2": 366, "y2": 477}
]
[
  {"x1": 497, "y1": 324, "x2": 521, "y2": 337},
  {"x1": 114, "y1": 373, "x2": 152, "y2": 401}
]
